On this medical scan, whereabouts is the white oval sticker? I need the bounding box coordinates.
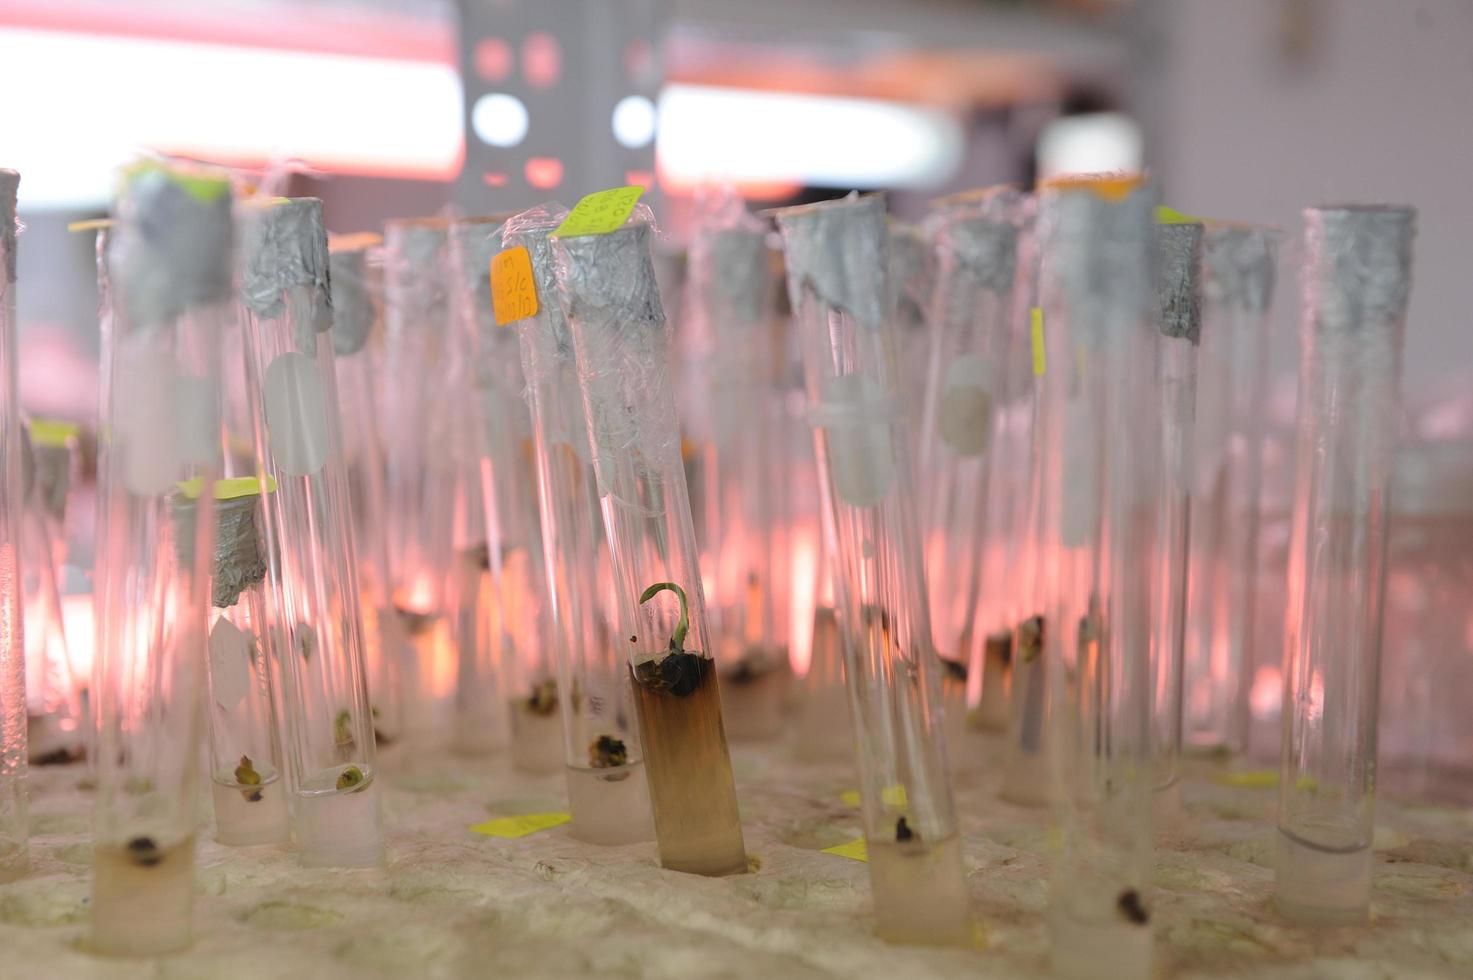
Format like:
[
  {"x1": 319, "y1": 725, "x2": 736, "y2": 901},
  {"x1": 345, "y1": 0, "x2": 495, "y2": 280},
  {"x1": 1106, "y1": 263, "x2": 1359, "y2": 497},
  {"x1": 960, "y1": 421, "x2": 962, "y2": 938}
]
[
  {"x1": 264, "y1": 352, "x2": 330, "y2": 477},
  {"x1": 937, "y1": 353, "x2": 992, "y2": 457}
]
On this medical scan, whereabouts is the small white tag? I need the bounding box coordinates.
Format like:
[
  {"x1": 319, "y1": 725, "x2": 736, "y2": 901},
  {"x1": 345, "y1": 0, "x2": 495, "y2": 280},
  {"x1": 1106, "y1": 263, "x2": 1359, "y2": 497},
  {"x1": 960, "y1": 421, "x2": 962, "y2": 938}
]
[
  {"x1": 208, "y1": 617, "x2": 253, "y2": 712},
  {"x1": 937, "y1": 353, "x2": 992, "y2": 457}
]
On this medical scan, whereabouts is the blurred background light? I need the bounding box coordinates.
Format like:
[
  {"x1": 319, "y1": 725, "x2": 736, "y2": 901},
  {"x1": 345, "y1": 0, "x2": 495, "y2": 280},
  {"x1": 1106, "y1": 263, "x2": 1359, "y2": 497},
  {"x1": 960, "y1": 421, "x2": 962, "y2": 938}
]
[
  {"x1": 472, "y1": 93, "x2": 530, "y2": 148},
  {"x1": 656, "y1": 83, "x2": 965, "y2": 190},
  {"x1": 611, "y1": 94, "x2": 658, "y2": 149}
]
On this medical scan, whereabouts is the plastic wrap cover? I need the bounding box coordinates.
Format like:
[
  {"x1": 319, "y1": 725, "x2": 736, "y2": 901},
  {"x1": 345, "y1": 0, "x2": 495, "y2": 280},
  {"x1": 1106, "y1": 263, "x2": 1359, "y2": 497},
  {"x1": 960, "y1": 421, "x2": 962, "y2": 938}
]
[
  {"x1": 239, "y1": 198, "x2": 332, "y2": 342},
  {"x1": 0, "y1": 168, "x2": 17, "y2": 284},
  {"x1": 1040, "y1": 182, "x2": 1154, "y2": 350},
  {"x1": 688, "y1": 195, "x2": 770, "y2": 335},
  {"x1": 1203, "y1": 225, "x2": 1279, "y2": 315},
  {"x1": 384, "y1": 219, "x2": 449, "y2": 330},
  {"x1": 109, "y1": 162, "x2": 233, "y2": 329},
  {"x1": 327, "y1": 236, "x2": 377, "y2": 356},
  {"x1": 210, "y1": 492, "x2": 268, "y2": 609},
  {"x1": 503, "y1": 203, "x2": 572, "y2": 386},
  {"x1": 1155, "y1": 221, "x2": 1205, "y2": 343},
  {"x1": 449, "y1": 215, "x2": 517, "y2": 327},
  {"x1": 1303, "y1": 205, "x2": 1416, "y2": 335},
  {"x1": 772, "y1": 193, "x2": 888, "y2": 331},
  {"x1": 552, "y1": 210, "x2": 674, "y2": 483}
]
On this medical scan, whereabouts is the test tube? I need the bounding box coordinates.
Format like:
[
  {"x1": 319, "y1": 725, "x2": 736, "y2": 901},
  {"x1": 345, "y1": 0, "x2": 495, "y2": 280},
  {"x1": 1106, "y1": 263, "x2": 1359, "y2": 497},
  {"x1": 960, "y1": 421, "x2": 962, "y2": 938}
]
[
  {"x1": 21, "y1": 420, "x2": 83, "y2": 764},
  {"x1": 1031, "y1": 177, "x2": 1160, "y2": 979},
  {"x1": 917, "y1": 189, "x2": 1024, "y2": 760},
  {"x1": 0, "y1": 168, "x2": 27, "y2": 883},
  {"x1": 202, "y1": 481, "x2": 289, "y2": 845},
  {"x1": 507, "y1": 203, "x2": 653, "y2": 843},
  {"x1": 773, "y1": 194, "x2": 970, "y2": 945},
  {"x1": 553, "y1": 207, "x2": 747, "y2": 877},
  {"x1": 91, "y1": 160, "x2": 231, "y2": 955},
  {"x1": 1276, "y1": 205, "x2": 1415, "y2": 925},
  {"x1": 1150, "y1": 219, "x2": 1204, "y2": 828},
  {"x1": 237, "y1": 197, "x2": 383, "y2": 867},
  {"x1": 792, "y1": 552, "x2": 852, "y2": 763},
  {"x1": 447, "y1": 214, "x2": 553, "y2": 767},
  {"x1": 887, "y1": 220, "x2": 934, "y2": 440},
  {"x1": 679, "y1": 191, "x2": 783, "y2": 740},
  {"x1": 381, "y1": 218, "x2": 457, "y2": 733},
  {"x1": 329, "y1": 233, "x2": 406, "y2": 747},
  {"x1": 1183, "y1": 225, "x2": 1280, "y2": 757}
]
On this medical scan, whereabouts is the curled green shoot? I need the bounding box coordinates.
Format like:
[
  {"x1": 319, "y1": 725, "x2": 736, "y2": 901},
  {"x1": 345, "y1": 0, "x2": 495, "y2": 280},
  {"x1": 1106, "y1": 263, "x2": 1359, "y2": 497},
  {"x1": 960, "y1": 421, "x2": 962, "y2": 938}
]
[{"x1": 639, "y1": 581, "x2": 689, "y2": 654}]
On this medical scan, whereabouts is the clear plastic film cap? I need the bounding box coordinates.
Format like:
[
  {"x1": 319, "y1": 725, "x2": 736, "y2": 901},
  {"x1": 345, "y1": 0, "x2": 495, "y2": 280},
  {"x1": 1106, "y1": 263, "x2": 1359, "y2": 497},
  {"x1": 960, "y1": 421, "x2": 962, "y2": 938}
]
[
  {"x1": 503, "y1": 202, "x2": 572, "y2": 380},
  {"x1": 769, "y1": 193, "x2": 889, "y2": 331},
  {"x1": 327, "y1": 233, "x2": 381, "y2": 356},
  {"x1": 1203, "y1": 225, "x2": 1280, "y2": 315},
  {"x1": 1154, "y1": 220, "x2": 1205, "y2": 343},
  {"x1": 449, "y1": 213, "x2": 518, "y2": 321},
  {"x1": 239, "y1": 197, "x2": 333, "y2": 338},
  {"x1": 0, "y1": 168, "x2": 17, "y2": 284},
  {"x1": 1303, "y1": 205, "x2": 1416, "y2": 334},
  {"x1": 109, "y1": 158, "x2": 234, "y2": 328}
]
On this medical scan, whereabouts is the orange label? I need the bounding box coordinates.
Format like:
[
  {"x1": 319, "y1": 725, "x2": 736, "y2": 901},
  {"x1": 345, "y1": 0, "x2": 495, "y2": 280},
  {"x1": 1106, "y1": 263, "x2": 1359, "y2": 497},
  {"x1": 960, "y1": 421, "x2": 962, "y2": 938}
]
[{"x1": 491, "y1": 246, "x2": 539, "y2": 326}]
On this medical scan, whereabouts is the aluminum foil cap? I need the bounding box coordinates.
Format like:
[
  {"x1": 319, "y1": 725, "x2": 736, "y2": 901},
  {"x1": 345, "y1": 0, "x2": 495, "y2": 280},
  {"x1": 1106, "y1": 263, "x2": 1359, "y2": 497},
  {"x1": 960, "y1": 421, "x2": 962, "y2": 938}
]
[
  {"x1": 0, "y1": 168, "x2": 17, "y2": 284},
  {"x1": 109, "y1": 161, "x2": 233, "y2": 329},
  {"x1": 1155, "y1": 221, "x2": 1205, "y2": 343},
  {"x1": 1040, "y1": 181, "x2": 1154, "y2": 347},
  {"x1": 327, "y1": 234, "x2": 377, "y2": 356},
  {"x1": 449, "y1": 215, "x2": 515, "y2": 322},
  {"x1": 1303, "y1": 205, "x2": 1416, "y2": 333},
  {"x1": 239, "y1": 198, "x2": 332, "y2": 339},
  {"x1": 936, "y1": 213, "x2": 1019, "y2": 297},
  {"x1": 553, "y1": 215, "x2": 666, "y2": 336},
  {"x1": 1203, "y1": 225, "x2": 1279, "y2": 314},
  {"x1": 384, "y1": 219, "x2": 449, "y2": 327},
  {"x1": 692, "y1": 226, "x2": 770, "y2": 329},
  {"x1": 211, "y1": 493, "x2": 268, "y2": 609},
  {"x1": 772, "y1": 194, "x2": 888, "y2": 331}
]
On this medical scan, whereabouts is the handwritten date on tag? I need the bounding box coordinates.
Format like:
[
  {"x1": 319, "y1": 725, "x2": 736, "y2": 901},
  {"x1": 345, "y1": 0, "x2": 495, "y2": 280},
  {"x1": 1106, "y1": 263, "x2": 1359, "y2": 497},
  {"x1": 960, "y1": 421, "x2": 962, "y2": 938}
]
[
  {"x1": 491, "y1": 246, "x2": 539, "y2": 326},
  {"x1": 553, "y1": 186, "x2": 645, "y2": 239}
]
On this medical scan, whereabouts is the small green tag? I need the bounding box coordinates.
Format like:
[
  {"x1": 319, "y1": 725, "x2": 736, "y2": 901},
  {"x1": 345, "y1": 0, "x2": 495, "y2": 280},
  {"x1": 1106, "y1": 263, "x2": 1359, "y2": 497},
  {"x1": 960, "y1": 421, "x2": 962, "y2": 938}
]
[
  {"x1": 839, "y1": 790, "x2": 861, "y2": 807},
  {"x1": 1156, "y1": 205, "x2": 1203, "y2": 225},
  {"x1": 554, "y1": 186, "x2": 645, "y2": 238},
  {"x1": 29, "y1": 419, "x2": 81, "y2": 448},
  {"x1": 175, "y1": 475, "x2": 278, "y2": 500},
  {"x1": 822, "y1": 837, "x2": 868, "y2": 862},
  {"x1": 470, "y1": 812, "x2": 572, "y2": 839}
]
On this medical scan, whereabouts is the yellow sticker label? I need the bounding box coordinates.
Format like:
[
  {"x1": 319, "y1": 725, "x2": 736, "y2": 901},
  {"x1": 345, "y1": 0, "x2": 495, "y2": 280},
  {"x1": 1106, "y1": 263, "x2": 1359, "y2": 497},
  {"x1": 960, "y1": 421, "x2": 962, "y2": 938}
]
[
  {"x1": 1030, "y1": 307, "x2": 1045, "y2": 376},
  {"x1": 1215, "y1": 769, "x2": 1278, "y2": 788},
  {"x1": 176, "y1": 475, "x2": 278, "y2": 500},
  {"x1": 553, "y1": 186, "x2": 645, "y2": 238},
  {"x1": 1156, "y1": 205, "x2": 1203, "y2": 225},
  {"x1": 470, "y1": 812, "x2": 571, "y2": 839},
  {"x1": 822, "y1": 837, "x2": 869, "y2": 862},
  {"x1": 491, "y1": 246, "x2": 539, "y2": 326},
  {"x1": 880, "y1": 784, "x2": 908, "y2": 809},
  {"x1": 66, "y1": 218, "x2": 114, "y2": 233},
  {"x1": 28, "y1": 419, "x2": 81, "y2": 447},
  {"x1": 839, "y1": 790, "x2": 861, "y2": 807}
]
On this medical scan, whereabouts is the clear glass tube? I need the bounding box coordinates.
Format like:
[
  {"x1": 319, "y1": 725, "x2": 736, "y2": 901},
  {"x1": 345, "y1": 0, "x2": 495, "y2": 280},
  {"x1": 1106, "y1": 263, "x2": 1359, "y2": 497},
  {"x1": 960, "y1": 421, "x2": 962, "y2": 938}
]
[
  {"x1": 449, "y1": 214, "x2": 555, "y2": 767},
  {"x1": 916, "y1": 189, "x2": 1024, "y2": 761},
  {"x1": 91, "y1": 161, "x2": 231, "y2": 955},
  {"x1": 238, "y1": 197, "x2": 382, "y2": 868},
  {"x1": 21, "y1": 421, "x2": 84, "y2": 764},
  {"x1": 773, "y1": 194, "x2": 969, "y2": 945},
  {"x1": 0, "y1": 168, "x2": 27, "y2": 883},
  {"x1": 1029, "y1": 178, "x2": 1159, "y2": 978},
  {"x1": 679, "y1": 191, "x2": 783, "y2": 740},
  {"x1": 1277, "y1": 205, "x2": 1415, "y2": 925},
  {"x1": 508, "y1": 204, "x2": 652, "y2": 843},
  {"x1": 555, "y1": 210, "x2": 746, "y2": 877},
  {"x1": 792, "y1": 551, "x2": 851, "y2": 763},
  {"x1": 329, "y1": 233, "x2": 407, "y2": 748},
  {"x1": 381, "y1": 218, "x2": 457, "y2": 734},
  {"x1": 1183, "y1": 226, "x2": 1280, "y2": 757},
  {"x1": 203, "y1": 485, "x2": 289, "y2": 845},
  {"x1": 1149, "y1": 221, "x2": 1204, "y2": 830}
]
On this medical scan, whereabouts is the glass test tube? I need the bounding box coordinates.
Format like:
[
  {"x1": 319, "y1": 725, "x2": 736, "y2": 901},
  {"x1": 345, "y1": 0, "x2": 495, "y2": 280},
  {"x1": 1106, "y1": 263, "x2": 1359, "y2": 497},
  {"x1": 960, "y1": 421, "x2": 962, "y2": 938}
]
[
  {"x1": 91, "y1": 160, "x2": 231, "y2": 955},
  {"x1": 792, "y1": 549, "x2": 852, "y2": 763},
  {"x1": 773, "y1": 194, "x2": 970, "y2": 945},
  {"x1": 1031, "y1": 178, "x2": 1159, "y2": 979},
  {"x1": 508, "y1": 204, "x2": 653, "y2": 843},
  {"x1": 679, "y1": 191, "x2": 783, "y2": 740},
  {"x1": 887, "y1": 221, "x2": 934, "y2": 441},
  {"x1": 382, "y1": 218, "x2": 457, "y2": 734},
  {"x1": 203, "y1": 482, "x2": 290, "y2": 845},
  {"x1": 1276, "y1": 205, "x2": 1415, "y2": 925},
  {"x1": 449, "y1": 214, "x2": 555, "y2": 766},
  {"x1": 1183, "y1": 226, "x2": 1279, "y2": 757},
  {"x1": 1149, "y1": 220, "x2": 1204, "y2": 830},
  {"x1": 21, "y1": 420, "x2": 83, "y2": 764},
  {"x1": 916, "y1": 189, "x2": 1024, "y2": 761},
  {"x1": 0, "y1": 168, "x2": 27, "y2": 883},
  {"x1": 554, "y1": 209, "x2": 747, "y2": 877},
  {"x1": 238, "y1": 198, "x2": 383, "y2": 867},
  {"x1": 329, "y1": 233, "x2": 405, "y2": 748}
]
